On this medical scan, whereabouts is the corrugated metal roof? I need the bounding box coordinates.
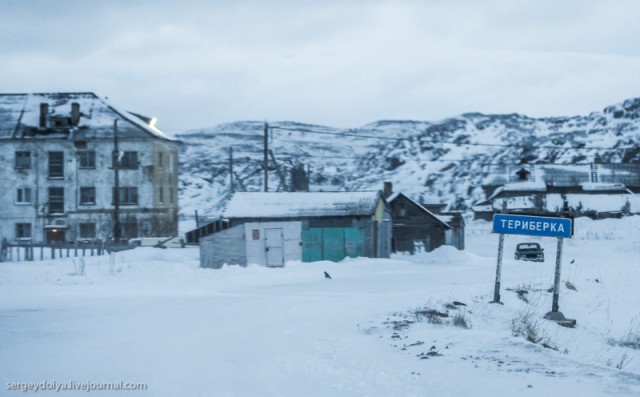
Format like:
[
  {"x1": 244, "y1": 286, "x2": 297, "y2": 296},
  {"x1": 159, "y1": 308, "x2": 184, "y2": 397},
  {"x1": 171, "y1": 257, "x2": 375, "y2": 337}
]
[
  {"x1": 0, "y1": 92, "x2": 178, "y2": 142},
  {"x1": 224, "y1": 191, "x2": 383, "y2": 219}
]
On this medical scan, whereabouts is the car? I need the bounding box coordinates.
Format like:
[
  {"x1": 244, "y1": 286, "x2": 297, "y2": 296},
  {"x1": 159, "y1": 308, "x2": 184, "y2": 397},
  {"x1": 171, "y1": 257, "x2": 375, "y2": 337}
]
[
  {"x1": 514, "y1": 242, "x2": 544, "y2": 262},
  {"x1": 128, "y1": 237, "x2": 185, "y2": 249}
]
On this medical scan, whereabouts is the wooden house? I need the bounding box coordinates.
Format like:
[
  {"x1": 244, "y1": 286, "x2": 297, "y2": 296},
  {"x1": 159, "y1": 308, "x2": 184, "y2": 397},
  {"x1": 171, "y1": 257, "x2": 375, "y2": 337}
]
[
  {"x1": 472, "y1": 181, "x2": 636, "y2": 220},
  {"x1": 387, "y1": 192, "x2": 452, "y2": 253}
]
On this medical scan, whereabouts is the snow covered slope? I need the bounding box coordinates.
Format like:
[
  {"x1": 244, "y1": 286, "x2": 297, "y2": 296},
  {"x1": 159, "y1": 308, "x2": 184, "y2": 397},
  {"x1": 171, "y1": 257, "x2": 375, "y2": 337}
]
[{"x1": 177, "y1": 98, "x2": 640, "y2": 218}]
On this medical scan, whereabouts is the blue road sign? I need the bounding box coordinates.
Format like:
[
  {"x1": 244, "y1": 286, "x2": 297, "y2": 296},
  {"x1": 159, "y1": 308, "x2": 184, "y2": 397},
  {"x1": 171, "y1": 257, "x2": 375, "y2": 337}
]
[{"x1": 493, "y1": 214, "x2": 572, "y2": 238}]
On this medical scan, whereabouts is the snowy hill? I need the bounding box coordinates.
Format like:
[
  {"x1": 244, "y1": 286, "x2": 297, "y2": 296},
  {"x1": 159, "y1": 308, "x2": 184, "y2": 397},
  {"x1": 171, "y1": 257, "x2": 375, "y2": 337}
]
[{"x1": 177, "y1": 98, "x2": 640, "y2": 219}]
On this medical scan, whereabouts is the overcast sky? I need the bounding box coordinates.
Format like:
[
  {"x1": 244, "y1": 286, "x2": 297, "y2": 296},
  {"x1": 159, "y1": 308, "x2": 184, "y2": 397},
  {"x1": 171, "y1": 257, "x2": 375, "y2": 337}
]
[{"x1": 1, "y1": 0, "x2": 639, "y2": 132}]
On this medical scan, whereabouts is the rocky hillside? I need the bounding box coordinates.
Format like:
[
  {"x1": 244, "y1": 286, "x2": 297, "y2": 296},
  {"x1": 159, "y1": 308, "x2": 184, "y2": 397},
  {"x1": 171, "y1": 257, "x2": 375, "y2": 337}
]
[{"x1": 176, "y1": 98, "x2": 640, "y2": 219}]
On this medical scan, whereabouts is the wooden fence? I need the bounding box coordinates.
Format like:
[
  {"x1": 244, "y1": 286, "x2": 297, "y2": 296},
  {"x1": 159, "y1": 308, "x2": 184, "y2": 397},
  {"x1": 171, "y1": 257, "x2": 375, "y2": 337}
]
[{"x1": 0, "y1": 239, "x2": 108, "y2": 263}]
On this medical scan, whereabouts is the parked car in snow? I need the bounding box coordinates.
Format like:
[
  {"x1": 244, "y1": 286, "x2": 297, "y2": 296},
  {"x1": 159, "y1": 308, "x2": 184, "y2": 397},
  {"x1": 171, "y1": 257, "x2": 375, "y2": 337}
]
[
  {"x1": 128, "y1": 237, "x2": 185, "y2": 249},
  {"x1": 514, "y1": 242, "x2": 544, "y2": 262}
]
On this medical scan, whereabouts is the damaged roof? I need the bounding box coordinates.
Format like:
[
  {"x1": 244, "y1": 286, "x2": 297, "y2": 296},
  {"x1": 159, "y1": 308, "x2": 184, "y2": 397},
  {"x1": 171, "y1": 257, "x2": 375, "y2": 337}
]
[{"x1": 0, "y1": 92, "x2": 178, "y2": 142}]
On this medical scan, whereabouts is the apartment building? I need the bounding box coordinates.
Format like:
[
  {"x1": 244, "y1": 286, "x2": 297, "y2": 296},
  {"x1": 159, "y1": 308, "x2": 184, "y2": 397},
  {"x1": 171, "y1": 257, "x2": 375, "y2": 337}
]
[{"x1": 0, "y1": 92, "x2": 180, "y2": 244}]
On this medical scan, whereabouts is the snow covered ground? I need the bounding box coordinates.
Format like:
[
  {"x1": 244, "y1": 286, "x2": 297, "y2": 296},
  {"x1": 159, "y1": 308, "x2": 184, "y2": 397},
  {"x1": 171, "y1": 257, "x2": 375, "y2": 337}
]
[{"x1": 1, "y1": 217, "x2": 640, "y2": 396}]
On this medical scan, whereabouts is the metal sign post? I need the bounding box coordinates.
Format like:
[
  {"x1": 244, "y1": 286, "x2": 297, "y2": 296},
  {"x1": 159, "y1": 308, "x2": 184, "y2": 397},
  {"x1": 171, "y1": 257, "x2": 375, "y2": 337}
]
[
  {"x1": 492, "y1": 232, "x2": 505, "y2": 304},
  {"x1": 491, "y1": 201, "x2": 507, "y2": 304},
  {"x1": 551, "y1": 237, "x2": 563, "y2": 312},
  {"x1": 491, "y1": 212, "x2": 575, "y2": 327}
]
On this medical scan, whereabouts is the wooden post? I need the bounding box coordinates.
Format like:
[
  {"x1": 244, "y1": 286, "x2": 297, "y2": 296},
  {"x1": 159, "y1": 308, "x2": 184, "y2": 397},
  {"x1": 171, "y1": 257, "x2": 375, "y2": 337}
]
[
  {"x1": 51, "y1": 246, "x2": 55, "y2": 259},
  {"x1": 492, "y1": 200, "x2": 507, "y2": 304},
  {"x1": 552, "y1": 237, "x2": 564, "y2": 313}
]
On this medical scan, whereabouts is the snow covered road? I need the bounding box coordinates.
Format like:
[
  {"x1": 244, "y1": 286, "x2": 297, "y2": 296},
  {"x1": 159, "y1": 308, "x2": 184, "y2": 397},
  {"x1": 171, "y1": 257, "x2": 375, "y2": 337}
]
[{"x1": 1, "y1": 217, "x2": 639, "y2": 396}]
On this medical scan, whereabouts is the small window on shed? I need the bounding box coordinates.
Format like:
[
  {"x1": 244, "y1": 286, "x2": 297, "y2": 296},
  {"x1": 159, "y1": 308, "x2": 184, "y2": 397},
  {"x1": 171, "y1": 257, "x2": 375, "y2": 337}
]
[{"x1": 399, "y1": 203, "x2": 407, "y2": 217}]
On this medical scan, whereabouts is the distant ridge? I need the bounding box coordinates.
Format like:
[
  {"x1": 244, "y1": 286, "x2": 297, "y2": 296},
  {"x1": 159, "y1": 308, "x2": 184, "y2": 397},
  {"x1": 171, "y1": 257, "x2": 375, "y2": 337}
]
[{"x1": 176, "y1": 98, "x2": 640, "y2": 218}]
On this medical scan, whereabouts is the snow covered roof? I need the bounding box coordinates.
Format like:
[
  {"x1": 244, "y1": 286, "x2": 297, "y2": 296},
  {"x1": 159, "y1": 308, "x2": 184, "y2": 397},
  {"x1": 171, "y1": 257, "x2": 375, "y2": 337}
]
[
  {"x1": 388, "y1": 192, "x2": 450, "y2": 229},
  {"x1": 502, "y1": 181, "x2": 547, "y2": 192},
  {"x1": 0, "y1": 92, "x2": 178, "y2": 142},
  {"x1": 580, "y1": 182, "x2": 631, "y2": 192},
  {"x1": 224, "y1": 191, "x2": 384, "y2": 219}
]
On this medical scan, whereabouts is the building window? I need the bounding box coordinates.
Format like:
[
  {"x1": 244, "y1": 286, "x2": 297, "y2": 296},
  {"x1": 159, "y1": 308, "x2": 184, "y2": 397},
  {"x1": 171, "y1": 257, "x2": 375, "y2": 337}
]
[
  {"x1": 78, "y1": 151, "x2": 96, "y2": 169},
  {"x1": 48, "y1": 187, "x2": 64, "y2": 214},
  {"x1": 79, "y1": 187, "x2": 96, "y2": 205},
  {"x1": 121, "y1": 220, "x2": 138, "y2": 239},
  {"x1": 169, "y1": 187, "x2": 174, "y2": 204},
  {"x1": 16, "y1": 223, "x2": 32, "y2": 240},
  {"x1": 159, "y1": 186, "x2": 164, "y2": 204},
  {"x1": 16, "y1": 188, "x2": 32, "y2": 204},
  {"x1": 79, "y1": 223, "x2": 96, "y2": 239},
  {"x1": 48, "y1": 151, "x2": 64, "y2": 178},
  {"x1": 113, "y1": 187, "x2": 138, "y2": 205},
  {"x1": 15, "y1": 151, "x2": 31, "y2": 169},
  {"x1": 158, "y1": 152, "x2": 164, "y2": 169},
  {"x1": 399, "y1": 203, "x2": 407, "y2": 217},
  {"x1": 114, "y1": 151, "x2": 138, "y2": 169}
]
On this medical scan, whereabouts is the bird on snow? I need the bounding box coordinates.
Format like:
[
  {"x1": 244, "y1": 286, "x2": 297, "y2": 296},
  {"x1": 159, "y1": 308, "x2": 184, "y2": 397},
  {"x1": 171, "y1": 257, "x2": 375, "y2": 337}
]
[
  {"x1": 324, "y1": 271, "x2": 332, "y2": 279},
  {"x1": 570, "y1": 259, "x2": 575, "y2": 264}
]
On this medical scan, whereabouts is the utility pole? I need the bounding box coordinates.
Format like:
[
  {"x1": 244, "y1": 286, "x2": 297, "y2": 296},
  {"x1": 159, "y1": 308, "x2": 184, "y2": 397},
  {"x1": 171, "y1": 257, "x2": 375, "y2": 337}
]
[
  {"x1": 112, "y1": 119, "x2": 121, "y2": 242},
  {"x1": 229, "y1": 147, "x2": 234, "y2": 194},
  {"x1": 263, "y1": 123, "x2": 269, "y2": 192},
  {"x1": 269, "y1": 150, "x2": 287, "y2": 192}
]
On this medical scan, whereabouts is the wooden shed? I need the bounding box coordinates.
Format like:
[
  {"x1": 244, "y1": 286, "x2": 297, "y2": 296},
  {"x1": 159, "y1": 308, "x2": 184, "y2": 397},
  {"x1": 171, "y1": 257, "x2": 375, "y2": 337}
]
[{"x1": 387, "y1": 192, "x2": 452, "y2": 253}]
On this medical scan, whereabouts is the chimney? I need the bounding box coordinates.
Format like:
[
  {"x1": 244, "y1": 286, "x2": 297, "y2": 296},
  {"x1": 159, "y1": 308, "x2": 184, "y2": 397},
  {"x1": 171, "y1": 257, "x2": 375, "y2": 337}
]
[
  {"x1": 39, "y1": 103, "x2": 49, "y2": 128},
  {"x1": 71, "y1": 102, "x2": 80, "y2": 125},
  {"x1": 383, "y1": 181, "x2": 393, "y2": 198}
]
